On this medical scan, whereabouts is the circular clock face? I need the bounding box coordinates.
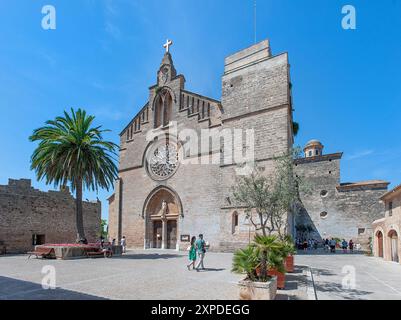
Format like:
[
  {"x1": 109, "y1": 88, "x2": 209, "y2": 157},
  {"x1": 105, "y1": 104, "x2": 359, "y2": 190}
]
[
  {"x1": 161, "y1": 67, "x2": 169, "y2": 83},
  {"x1": 147, "y1": 142, "x2": 179, "y2": 180}
]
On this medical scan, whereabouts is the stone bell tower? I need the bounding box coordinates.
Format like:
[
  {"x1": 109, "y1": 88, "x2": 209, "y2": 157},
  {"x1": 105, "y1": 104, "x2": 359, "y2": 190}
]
[
  {"x1": 304, "y1": 140, "x2": 324, "y2": 158},
  {"x1": 157, "y1": 39, "x2": 177, "y2": 86}
]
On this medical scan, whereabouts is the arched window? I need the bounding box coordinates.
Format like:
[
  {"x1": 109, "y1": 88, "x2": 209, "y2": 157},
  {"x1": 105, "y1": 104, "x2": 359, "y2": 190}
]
[
  {"x1": 154, "y1": 95, "x2": 163, "y2": 128},
  {"x1": 154, "y1": 90, "x2": 173, "y2": 128},
  {"x1": 163, "y1": 92, "x2": 172, "y2": 126},
  {"x1": 232, "y1": 211, "x2": 239, "y2": 234}
]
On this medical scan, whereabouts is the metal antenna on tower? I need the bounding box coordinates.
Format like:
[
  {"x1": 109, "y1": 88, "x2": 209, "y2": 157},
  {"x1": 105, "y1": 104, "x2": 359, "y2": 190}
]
[{"x1": 254, "y1": 0, "x2": 257, "y2": 43}]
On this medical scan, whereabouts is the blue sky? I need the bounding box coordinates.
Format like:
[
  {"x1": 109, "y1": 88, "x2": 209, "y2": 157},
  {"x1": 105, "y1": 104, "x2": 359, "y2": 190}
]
[{"x1": 0, "y1": 0, "x2": 400, "y2": 221}]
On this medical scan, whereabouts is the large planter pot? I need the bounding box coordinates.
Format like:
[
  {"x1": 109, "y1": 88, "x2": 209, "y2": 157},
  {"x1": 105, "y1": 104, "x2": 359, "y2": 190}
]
[
  {"x1": 238, "y1": 277, "x2": 277, "y2": 300},
  {"x1": 267, "y1": 269, "x2": 286, "y2": 289},
  {"x1": 285, "y1": 255, "x2": 294, "y2": 273}
]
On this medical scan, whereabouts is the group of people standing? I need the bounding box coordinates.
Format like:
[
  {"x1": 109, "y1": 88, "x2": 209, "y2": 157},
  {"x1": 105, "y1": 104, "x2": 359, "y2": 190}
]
[
  {"x1": 187, "y1": 234, "x2": 207, "y2": 271},
  {"x1": 296, "y1": 237, "x2": 356, "y2": 253},
  {"x1": 323, "y1": 238, "x2": 354, "y2": 253},
  {"x1": 296, "y1": 238, "x2": 319, "y2": 251}
]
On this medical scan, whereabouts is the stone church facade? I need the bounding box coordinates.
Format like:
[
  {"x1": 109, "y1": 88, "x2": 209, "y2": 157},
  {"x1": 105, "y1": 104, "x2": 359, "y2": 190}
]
[
  {"x1": 0, "y1": 179, "x2": 101, "y2": 253},
  {"x1": 108, "y1": 40, "x2": 294, "y2": 251},
  {"x1": 108, "y1": 39, "x2": 388, "y2": 252}
]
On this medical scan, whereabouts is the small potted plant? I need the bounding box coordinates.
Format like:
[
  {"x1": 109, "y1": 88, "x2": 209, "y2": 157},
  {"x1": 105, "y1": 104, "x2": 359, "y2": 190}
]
[
  {"x1": 248, "y1": 235, "x2": 287, "y2": 290},
  {"x1": 282, "y1": 235, "x2": 296, "y2": 273},
  {"x1": 232, "y1": 235, "x2": 281, "y2": 300},
  {"x1": 266, "y1": 249, "x2": 286, "y2": 290}
]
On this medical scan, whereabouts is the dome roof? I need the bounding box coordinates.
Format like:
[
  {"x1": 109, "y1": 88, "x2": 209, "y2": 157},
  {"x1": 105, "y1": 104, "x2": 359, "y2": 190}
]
[{"x1": 305, "y1": 139, "x2": 323, "y2": 148}]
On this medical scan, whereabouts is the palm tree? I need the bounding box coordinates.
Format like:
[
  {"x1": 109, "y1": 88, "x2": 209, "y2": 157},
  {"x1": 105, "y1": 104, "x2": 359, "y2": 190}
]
[
  {"x1": 232, "y1": 245, "x2": 258, "y2": 281},
  {"x1": 29, "y1": 108, "x2": 118, "y2": 242},
  {"x1": 252, "y1": 234, "x2": 284, "y2": 281}
]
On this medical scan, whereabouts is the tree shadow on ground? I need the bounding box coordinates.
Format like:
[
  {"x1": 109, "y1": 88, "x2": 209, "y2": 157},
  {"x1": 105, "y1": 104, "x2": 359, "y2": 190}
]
[
  {"x1": 296, "y1": 250, "x2": 366, "y2": 256},
  {"x1": 284, "y1": 273, "x2": 303, "y2": 290},
  {"x1": 314, "y1": 281, "x2": 372, "y2": 300},
  {"x1": 281, "y1": 268, "x2": 307, "y2": 291},
  {"x1": 290, "y1": 268, "x2": 304, "y2": 274},
  {"x1": 307, "y1": 266, "x2": 373, "y2": 299},
  {"x1": 275, "y1": 267, "x2": 310, "y2": 299},
  {"x1": 195, "y1": 268, "x2": 225, "y2": 272},
  {"x1": 0, "y1": 276, "x2": 107, "y2": 300},
  {"x1": 312, "y1": 268, "x2": 337, "y2": 276},
  {"x1": 113, "y1": 253, "x2": 182, "y2": 260}
]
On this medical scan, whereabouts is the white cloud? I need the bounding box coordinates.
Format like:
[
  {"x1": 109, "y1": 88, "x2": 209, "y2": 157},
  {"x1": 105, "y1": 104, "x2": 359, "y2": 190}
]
[
  {"x1": 104, "y1": 0, "x2": 118, "y2": 16},
  {"x1": 105, "y1": 21, "x2": 121, "y2": 40},
  {"x1": 93, "y1": 107, "x2": 124, "y2": 121},
  {"x1": 346, "y1": 149, "x2": 374, "y2": 160}
]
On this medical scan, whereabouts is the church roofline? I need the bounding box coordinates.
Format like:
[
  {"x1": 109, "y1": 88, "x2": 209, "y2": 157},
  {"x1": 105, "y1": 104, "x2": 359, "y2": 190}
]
[
  {"x1": 294, "y1": 152, "x2": 343, "y2": 165},
  {"x1": 181, "y1": 89, "x2": 221, "y2": 104},
  {"x1": 223, "y1": 40, "x2": 270, "y2": 60},
  {"x1": 372, "y1": 217, "x2": 386, "y2": 225},
  {"x1": 380, "y1": 183, "x2": 401, "y2": 201},
  {"x1": 119, "y1": 88, "x2": 221, "y2": 137},
  {"x1": 223, "y1": 51, "x2": 288, "y2": 77},
  {"x1": 119, "y1": 102, "x2": 149, "y2": 136},
  {"x1": 337, "y1": 180, "x2": 390, "y2": 192}
]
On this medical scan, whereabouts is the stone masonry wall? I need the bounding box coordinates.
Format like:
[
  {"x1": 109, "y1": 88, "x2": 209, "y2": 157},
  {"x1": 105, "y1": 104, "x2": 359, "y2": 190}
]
[
  {"x1": 222, "y1": 51, "x2": 290, "y2": 121},
  {"x1": 0, "y1": 179, "x2": 101, "y2": 253},
  {"x1": 295, "y1": 158, "x2": 386, "y2": 249}
]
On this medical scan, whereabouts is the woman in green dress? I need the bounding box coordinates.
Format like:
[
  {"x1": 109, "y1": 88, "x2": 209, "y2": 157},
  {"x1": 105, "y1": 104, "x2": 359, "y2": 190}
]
[{"x1": 187, "y1": 236, "x2": 197, "y2": 270}]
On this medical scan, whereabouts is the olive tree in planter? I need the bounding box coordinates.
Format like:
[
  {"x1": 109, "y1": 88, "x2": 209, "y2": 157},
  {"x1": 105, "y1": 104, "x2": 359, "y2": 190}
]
[
  {"x1": 232, "y1": 148, "x2": 308, "y2": 239},
  {"x1": 231, "y1": 149, "x2": 309, "y2": 293}
]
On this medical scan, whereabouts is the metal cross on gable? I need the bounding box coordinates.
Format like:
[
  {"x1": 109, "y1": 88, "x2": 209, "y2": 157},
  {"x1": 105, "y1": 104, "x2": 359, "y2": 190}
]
[{"x1": 163, "y1": 39, "x2": 173, "y2": 53}]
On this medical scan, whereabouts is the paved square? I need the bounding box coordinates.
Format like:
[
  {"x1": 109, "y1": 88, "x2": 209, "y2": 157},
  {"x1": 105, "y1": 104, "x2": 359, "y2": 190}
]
[
  {"x1": 0, "y1": 250, "x2": 243, "y2": 300},
  {"x1": 296, "y1": 251, "x2": 401, "y2": 300},
  {"x1": 1, "y1": 250, "x2": 400, "y2": 300}
]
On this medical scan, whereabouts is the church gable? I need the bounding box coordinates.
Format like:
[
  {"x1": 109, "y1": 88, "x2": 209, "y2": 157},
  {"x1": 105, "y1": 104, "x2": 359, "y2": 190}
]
[
  {"x1": 118, "y1": 40, "x2": 223, "y2": 170},
  {"x1": 120, "y1": 103, "x2": 150, "y2": 142},
  {"x1": 179, "y1": 90, "x2": 222, "y2": 127},
  {"x1": 120, "y1": 40, "x2": 222, "y2": 144}
]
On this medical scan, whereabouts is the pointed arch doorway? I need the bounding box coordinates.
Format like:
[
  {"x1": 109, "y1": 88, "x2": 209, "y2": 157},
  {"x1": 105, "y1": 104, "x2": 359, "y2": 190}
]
[
  {"x1": 376, "y1": 230, "x2": 384, "y2": 258},
  {"x1": 143, "y1": 186, "x2": 182, "y2": 250},
  {"x1": 388, "y1": 230, "x2": 399, "y2": 263}
]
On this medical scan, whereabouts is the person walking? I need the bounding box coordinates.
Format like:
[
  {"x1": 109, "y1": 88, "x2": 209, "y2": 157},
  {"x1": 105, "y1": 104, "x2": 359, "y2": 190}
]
[
  {"x1": 324, "y1": 238, "x2": 329, "y2": 251},
  {"x1": 341, "y1": 239, "x2": 348, "y2": 253},
  {"x1": 195, "y1": 234, "x2": 206, "y2": 271},
  {"x1": 329, "y1": 238, "x2": 336, "y2": 253},
  {"x1": 121, "y1": 236, "x2": 127, "y2": 253},
  {"x1": 187, "y1": 236, "x2": 197, "y2": 270},
  {"x1": 349, "y1": 239, "x2": 354, "y2": 253},
  {"x1": 303, "y1": 239, "x2": 308, "y2": 251}
]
